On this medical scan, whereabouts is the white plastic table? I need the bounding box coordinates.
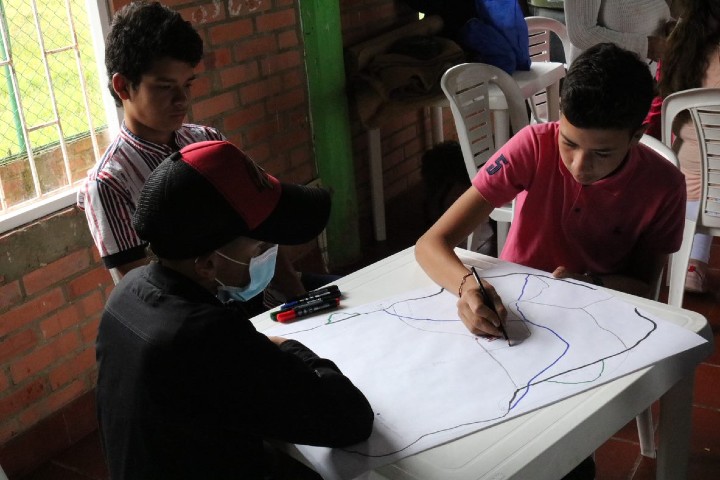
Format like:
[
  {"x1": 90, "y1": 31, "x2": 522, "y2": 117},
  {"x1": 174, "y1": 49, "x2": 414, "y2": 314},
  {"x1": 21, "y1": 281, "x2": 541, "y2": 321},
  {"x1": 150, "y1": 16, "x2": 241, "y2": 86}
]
[{"x1": 252, "y1": 247, "x2": 712, "y2": 480}]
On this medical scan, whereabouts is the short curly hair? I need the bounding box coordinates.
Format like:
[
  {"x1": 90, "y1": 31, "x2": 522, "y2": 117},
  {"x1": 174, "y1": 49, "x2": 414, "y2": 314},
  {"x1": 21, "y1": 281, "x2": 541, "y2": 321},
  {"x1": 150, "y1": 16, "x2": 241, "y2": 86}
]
[{"x1": 105, "y1": 1, "x2": 203, "y2": 106}]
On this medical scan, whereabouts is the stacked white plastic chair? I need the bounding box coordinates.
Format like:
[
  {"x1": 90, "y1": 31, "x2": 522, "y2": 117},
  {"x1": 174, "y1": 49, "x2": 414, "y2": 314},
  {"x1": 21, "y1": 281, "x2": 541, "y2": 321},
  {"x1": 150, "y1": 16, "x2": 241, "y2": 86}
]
[
  {"x1": 440, "y1": 63, "x2": 529, "y2": 253},
  {"x1": 525, "y1": 16, "x2": 571, "y2": 123},
  {"x1": 662, "y1": 88, "x2": 720, "y2": 308}
]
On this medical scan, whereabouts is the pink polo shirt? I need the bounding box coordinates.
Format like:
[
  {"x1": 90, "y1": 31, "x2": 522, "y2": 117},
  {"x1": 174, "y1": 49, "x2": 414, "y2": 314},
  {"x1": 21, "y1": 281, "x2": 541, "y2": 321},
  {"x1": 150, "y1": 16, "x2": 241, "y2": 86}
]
[{"x1": 473, "y1": 122, "x2": 686, "y2": 275}]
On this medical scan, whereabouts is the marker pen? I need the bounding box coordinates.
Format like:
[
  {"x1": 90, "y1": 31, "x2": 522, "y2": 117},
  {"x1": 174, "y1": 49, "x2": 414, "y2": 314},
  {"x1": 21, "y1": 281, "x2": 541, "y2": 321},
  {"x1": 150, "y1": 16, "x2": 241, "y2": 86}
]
[
  {"x1": 271, "y1": 297, "x2": 328, "y2": 320},
  {"x1": 276, "y1": 298, "x2": 340, "y2": 323},
  {"x1": 281, "y1": 285, "x2": 340, "y2": 309}
]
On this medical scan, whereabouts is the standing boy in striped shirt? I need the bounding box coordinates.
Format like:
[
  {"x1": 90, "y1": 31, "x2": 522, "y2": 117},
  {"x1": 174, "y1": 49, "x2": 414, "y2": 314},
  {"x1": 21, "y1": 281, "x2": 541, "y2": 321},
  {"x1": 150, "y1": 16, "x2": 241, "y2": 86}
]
[{"x1": 78, "y1": 1, "x2": 325, "y2": 307}]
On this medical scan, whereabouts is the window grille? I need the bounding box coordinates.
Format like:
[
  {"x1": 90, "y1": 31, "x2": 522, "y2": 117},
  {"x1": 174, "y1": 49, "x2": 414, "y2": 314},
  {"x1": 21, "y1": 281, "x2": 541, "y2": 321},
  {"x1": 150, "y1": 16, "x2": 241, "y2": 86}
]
[{"x1": 0, "y1": 0, "x2": 118, "y2": 232}]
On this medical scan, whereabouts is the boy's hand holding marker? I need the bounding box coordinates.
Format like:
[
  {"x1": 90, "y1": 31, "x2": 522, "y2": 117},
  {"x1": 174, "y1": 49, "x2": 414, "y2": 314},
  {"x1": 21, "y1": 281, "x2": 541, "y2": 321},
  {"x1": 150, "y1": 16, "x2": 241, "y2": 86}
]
[{"x1": 271, "y1": 285, "x2": 342, "y2": 323}]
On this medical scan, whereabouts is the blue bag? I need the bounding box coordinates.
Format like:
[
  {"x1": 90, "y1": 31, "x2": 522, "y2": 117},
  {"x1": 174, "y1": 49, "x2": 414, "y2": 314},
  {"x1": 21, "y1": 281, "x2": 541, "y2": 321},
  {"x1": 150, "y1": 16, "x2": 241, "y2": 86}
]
[{"x1": 459, "y1": 0, "x2": 530, "y2": 74}]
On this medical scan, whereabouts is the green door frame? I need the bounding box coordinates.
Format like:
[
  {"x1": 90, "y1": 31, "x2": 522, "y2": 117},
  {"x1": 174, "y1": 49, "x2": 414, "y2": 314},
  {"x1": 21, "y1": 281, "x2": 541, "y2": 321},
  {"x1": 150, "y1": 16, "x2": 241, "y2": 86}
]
[{"x1": 299, "y1": 1, "x2": 361, "y2": 267}]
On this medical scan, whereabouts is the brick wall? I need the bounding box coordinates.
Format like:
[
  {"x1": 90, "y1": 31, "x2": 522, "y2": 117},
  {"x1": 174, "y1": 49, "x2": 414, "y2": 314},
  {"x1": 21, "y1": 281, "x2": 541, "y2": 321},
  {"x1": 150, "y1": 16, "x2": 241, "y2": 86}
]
[
  {"x1": 0, "y1": 208, "x2": 112, "y2": 475},
  {"x1": 0, "y1": 0, "x2": 438, "y2": 475}
]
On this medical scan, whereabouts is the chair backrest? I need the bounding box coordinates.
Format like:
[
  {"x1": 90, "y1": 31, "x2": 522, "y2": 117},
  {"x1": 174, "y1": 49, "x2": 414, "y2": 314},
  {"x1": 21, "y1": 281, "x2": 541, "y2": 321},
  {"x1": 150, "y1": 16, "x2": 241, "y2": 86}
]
[
  {"x1": 639, "y1": 134, "x2": 679, "y2": 168},
  {"x1": 638, "y1": 134, "x2": 681, "y2": 300},
  {"x1": 662, "y1": 88, "x2": 720, "y2": 228},
  {"x1": 525, "y1": 16, "x2": 569, "y2": 123},
  {"x1": 661, "y1": 88, "x2": 720, "y2": 306},
  {"x1": 440, "y1": 63, "x2": 530, "y2": 180},
  {"x1": 525, "y1": 16, "x2": 571, "y2": 65}
]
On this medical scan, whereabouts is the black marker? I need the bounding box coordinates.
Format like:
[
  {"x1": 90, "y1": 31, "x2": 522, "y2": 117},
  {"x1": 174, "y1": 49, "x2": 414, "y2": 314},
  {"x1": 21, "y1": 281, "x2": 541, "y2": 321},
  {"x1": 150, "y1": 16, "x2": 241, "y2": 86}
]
[{"x1": 471, "y1": 266, "x2": 511, "y2": 346}]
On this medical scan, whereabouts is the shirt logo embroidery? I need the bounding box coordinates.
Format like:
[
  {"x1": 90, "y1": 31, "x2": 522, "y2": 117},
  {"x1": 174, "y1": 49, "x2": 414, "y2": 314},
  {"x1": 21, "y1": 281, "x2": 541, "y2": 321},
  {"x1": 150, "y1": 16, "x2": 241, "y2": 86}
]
[{"x1": 486, "y1": 155, "x2": 509, "y2": 175}]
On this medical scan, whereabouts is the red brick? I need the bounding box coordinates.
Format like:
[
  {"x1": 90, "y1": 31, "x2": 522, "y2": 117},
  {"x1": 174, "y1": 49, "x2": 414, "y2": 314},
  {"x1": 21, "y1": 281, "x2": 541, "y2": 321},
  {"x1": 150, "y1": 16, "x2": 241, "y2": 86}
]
[
  {"x1": 0, "y1": 369, "x2": 9, "y2": 392},
  {"x1": 22, "y1": 249, "x2": 90, "y2": 296},
  {"x1": 0, "y1": 288, "x2": 65, "y2": 337},
  {"x1": 49, "y1": 348, "x2": 96, "y2": 389},
  {"x1": 238, "y1": 75, "x2": 283, "y2": 104},
  {"x1": 278, "y1": 30, "x2": 298, "y2": 49},
  {"x1": 66, "y1": 267, "x2": 112, "y2": 300},
  {"x1": 19, "y1": 379, "x2": 86, "y2": 428},
  {"x1": 39, "y1": 305, "x2": 81, "y2": 339},
  {"x1": 0, "y1": 418, "x2": 20, "y2": 444},
  {"x1": 266, "y1": 87, "x2": 305, "y2": 112},
  {"x1": 209, "y1": 20, "x2": 253, "y2": 45},
  {"x1": 290, "y1": 147, "x2": 312, "y2": 167},
  {"x1": 75, "y1": 291, "x2": 104, "y2": 319},
  {"x1": 0, "y1": 379, "x2": 46, "y2": 418},
  {"x1": 256, "y1": 8, "x2": 296, "y2": 31},
  {"x1": 243, "y1": 143, "x2": 271, "y2": 165},
  {"x1": 80, "y1": 318, "x2": 100, "y2": 344},
  {"x1": 233, "y1": 36, "x2": 278, "y2": 62},
  {"x1": 90, "y1": 246, "x2": 102, "y2": 263},
  {"x1": 223, "y1": 102, "x2": 266, "y2": 131},
  {"x1": 10, "y1": 331, "x2": 81, "y2": 384},
  {"x1": 191, "y1": 75, "x2": 212, "y2": 99},
  {"x1": 44, "y1": 379, "x2": 87, "y2": 413},
  {"x1": 203, "y1": 47, "x2": 232, "y2": 70},
  {"x1": 388, "y1": 125, "x2": 419, "y2": 152},
  {"x1": 191, "y1": 92, "x2": 238, "y2": 119},
  {"x1": 0, "y1": 280, "x2": 23, "y2": 310},
  {"x1": 246, "y1": 120, "x2": 279, "y2": 144},
  {"x1": 0, "y1": 329, "x2": 38, "y2": 364},
  {"x1": 281, "y1": 69, "x2": 304, "y2": 90},
  {"x1": 219, "y1": 62, "x2": 260, "y2": 90},
  {"x1": 261, "y1": 50, "x2": 302, "y2": 75}
]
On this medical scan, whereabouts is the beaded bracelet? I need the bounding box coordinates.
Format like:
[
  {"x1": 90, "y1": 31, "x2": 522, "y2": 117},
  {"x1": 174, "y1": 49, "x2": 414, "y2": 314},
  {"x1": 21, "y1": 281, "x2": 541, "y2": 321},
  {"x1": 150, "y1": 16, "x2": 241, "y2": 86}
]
[{"x1": 458, "y1": 272, "x2": 473, "y2": 297}]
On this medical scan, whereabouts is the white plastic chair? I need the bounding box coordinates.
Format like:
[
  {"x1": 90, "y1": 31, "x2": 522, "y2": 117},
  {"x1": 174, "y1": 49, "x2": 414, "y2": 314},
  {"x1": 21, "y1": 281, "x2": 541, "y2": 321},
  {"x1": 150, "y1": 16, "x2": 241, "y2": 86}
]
[
  {"x1": 525, "y1": 16, "x2": 571, "y2": 123},
  {"x1": 631, "y1": 134, "x2": 683, "y2": 459},
  {"x1": 440, "y1": 63, "x2": 530, "y2": 253},
  {"x1": 662, "y1": 88, "x2": 720, "y2": 308}
]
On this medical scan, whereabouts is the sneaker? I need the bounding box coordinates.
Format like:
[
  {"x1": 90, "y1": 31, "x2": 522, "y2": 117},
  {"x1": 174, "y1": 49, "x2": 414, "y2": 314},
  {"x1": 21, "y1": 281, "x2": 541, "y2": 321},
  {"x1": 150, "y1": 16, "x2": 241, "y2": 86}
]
[{"x1": 685, "y1": 261, "x2": 709, "y2": 294}]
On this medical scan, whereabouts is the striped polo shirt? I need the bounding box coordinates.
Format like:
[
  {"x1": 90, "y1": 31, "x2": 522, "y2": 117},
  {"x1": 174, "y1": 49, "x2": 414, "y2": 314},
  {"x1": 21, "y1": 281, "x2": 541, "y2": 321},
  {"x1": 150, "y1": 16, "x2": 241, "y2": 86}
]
[{"x1": 77, "y1": 123, "x2": 225, "y2": 268}]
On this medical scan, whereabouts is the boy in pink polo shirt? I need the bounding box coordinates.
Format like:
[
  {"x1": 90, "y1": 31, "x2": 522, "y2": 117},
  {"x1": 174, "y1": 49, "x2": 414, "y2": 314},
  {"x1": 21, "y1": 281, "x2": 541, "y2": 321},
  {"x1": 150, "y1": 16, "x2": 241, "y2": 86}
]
[{"x1": 415, "y1": 42, "x2": 686, "y2": 338}]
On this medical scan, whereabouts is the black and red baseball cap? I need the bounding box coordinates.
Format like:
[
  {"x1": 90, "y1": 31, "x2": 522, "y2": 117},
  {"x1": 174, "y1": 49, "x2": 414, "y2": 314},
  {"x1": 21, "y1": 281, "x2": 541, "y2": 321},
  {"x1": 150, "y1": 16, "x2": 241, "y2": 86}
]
[{"x1": 132, "y1": 140, "x2": 331, "y2": 259}]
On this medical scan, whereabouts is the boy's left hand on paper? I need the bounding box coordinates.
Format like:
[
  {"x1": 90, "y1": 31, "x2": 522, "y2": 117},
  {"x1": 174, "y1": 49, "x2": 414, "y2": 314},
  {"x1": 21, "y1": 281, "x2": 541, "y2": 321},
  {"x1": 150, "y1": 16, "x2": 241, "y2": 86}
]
[
  {"x1": 552, "y1": 266, "x2": 586, "y2": 282},
  {"x1": 457, "y1": 282, "x2": 507, "y2": 337}
]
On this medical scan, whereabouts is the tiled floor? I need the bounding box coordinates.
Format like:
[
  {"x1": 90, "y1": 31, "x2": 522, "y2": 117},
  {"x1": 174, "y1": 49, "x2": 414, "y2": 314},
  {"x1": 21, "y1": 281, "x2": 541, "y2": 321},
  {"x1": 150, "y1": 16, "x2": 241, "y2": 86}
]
[{"x1": 18, "y1": 185, "x2": 720, "y2": 479}]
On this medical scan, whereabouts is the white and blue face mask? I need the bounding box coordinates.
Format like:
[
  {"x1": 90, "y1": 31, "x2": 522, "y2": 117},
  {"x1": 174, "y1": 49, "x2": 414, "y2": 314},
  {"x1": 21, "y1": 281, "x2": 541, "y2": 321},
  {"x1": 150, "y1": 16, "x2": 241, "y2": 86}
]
[{"x1": 214, "y1": 244, "x2": 278, "y2": 302}]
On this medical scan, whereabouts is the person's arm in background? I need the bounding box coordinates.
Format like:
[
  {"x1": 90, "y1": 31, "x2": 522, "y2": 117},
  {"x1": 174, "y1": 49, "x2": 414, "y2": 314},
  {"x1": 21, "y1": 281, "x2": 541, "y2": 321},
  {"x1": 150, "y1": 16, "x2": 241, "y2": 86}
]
[
  {"x1": 564, "y1": 0, "x2": 664, "y2": 60},
  {"x1": 643, "y1": 60, "x2": 663, "y2": 140},
  {"x1": 415, "y1": 187, "x2": 507, "y2": 337}
]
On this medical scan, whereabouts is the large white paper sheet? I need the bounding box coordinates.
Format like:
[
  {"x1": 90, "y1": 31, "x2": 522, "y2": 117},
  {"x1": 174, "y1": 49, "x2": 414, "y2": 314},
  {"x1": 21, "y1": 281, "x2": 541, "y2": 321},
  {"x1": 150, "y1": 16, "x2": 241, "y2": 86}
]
[{"x1": 264, "y1": 263, "x2": 708, "y2": 480}]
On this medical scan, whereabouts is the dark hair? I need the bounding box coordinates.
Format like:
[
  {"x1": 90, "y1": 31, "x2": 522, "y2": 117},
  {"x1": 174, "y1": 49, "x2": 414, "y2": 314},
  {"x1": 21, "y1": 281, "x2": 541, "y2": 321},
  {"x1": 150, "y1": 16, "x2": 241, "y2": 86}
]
[
  {"x1": 560, "y1": 43, "x2": 654, "y2": 132},
  {"x1": 659, "y1": 0, "x2": 720, "y2": 97},
  {"x1": 105, "y1": 1, "x2": 203, "y2": 106}
]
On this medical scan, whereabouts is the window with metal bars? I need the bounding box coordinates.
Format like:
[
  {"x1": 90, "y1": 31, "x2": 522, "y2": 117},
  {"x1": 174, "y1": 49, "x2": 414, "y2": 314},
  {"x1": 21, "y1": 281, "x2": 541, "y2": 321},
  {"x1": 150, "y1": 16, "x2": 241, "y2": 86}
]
[{"x1": 0, "y1": 0, "x2": 118, "y2": 233}]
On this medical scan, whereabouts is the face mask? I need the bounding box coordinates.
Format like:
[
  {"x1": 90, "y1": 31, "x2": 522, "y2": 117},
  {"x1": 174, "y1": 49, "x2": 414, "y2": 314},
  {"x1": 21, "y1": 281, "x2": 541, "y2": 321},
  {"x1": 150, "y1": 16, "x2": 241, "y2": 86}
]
[{"x1": 215, "y1": 244, "x2": 278, "y2": 302}]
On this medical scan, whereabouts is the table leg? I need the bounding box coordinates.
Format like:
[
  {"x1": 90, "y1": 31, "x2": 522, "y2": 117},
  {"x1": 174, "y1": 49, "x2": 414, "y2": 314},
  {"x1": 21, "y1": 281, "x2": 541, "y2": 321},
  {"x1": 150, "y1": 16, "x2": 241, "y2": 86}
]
[
  {"x1": 656, "y1": 374, "x2": 695, "y2": 480},
  {"x1": 368, "y1": 128, "x2": 386, "y2": 242},
  {"x1": 431, "y1": 106, "x2": 444, "y2": 144}
]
